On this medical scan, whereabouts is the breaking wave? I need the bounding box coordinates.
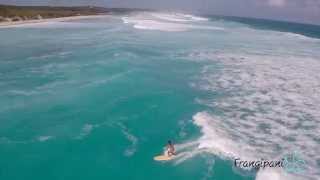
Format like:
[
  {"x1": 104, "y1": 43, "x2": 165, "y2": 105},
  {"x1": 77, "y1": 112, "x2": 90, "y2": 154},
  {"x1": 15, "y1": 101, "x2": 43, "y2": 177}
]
[
  {"x1": 122, "y1": 12, "x2": 223, "y2": 32},
  {"x1": 150, "y1": 13, "x2": 208, "y2": 22},
  {"x1": 190, "y1": 51, "x2": 320, "y2": 180}
]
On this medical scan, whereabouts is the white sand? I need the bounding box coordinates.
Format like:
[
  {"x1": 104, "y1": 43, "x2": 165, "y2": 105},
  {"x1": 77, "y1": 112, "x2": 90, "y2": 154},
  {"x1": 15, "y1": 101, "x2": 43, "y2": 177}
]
[{"x1": 0, "y1": 15, "x2": 109, "y2": 28}]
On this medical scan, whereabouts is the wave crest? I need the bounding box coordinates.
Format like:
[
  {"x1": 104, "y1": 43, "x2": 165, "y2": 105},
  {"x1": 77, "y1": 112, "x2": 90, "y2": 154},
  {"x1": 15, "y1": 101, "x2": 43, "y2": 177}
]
[
  {"x1": 190, "y1": 52, "x2": 320, "y2": 180},
  {"x1": 122, "y1": 12, "x2": 223, "y2": 32}
]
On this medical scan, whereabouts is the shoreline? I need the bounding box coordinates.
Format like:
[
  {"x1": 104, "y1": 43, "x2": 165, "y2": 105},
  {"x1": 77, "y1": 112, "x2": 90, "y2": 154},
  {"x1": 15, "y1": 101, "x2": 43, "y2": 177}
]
[{"x1": 0, "y1": 14, "x2": 109, "y2": 28}]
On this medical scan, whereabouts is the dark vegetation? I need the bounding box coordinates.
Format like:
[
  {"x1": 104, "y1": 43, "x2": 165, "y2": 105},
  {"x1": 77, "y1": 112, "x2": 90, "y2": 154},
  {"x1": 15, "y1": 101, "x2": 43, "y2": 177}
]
[
  {"x1": 0, "y1": 4, "x2": 152, "y2": 22},
  {"x1": 0, "y1": 4, "x2": 109, "y2": 21}
]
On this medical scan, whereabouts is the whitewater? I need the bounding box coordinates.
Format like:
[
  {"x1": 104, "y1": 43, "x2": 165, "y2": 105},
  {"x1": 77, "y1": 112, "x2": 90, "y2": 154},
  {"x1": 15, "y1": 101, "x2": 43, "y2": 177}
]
[{"x1": 0, "y1": 12, "x2": 319, "y2": 180}]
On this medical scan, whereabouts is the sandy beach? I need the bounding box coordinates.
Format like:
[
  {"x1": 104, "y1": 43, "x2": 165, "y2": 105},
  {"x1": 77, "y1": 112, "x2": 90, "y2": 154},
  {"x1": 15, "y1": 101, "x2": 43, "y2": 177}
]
[{"x1": 0, "y1": 15, "x2": 108, "y2": 28}]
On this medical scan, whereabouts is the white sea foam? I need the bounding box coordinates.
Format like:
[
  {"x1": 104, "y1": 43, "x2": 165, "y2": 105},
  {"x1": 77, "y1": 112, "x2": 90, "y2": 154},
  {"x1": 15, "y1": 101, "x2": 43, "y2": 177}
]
[
  {"x1": 173, "y1": 148, "x2": 205, "y2": 165},
  {"x1": 78, "y1": 124, "x2": 94, "y2": 138},
  {"x1": 256, "y1": 168, "x2": 306, "y2": 180},
  {"x1": 282, "y1": 32, "x2": 320, "y2": 42},
  {"x1": 201, "y1": 155, "x2": 215, "y2": 180},
  {"x1": 122, "y1": 16, "x2": 188, "y2": 32},
  {"x1": 189, "y1": 51, "x2": 320, "y2": 180},
  {"x1": 122, "y1": 12, "x2": 222, "y2": 32},
  {"x1": 150, "y1": 13, "x2": 208, "y2": 22},
  {"x1": 123, "y1": 130, "x2": 138, "y2": 157},
  {"x1": 9, "y1": 90, "x2": 39, "y2": 96},
  {"x1": 118, "y1": 123, "x2": 138, "y2": 157},
  {"x1": 194, "y1": 112, "x2": 255, "y2": 160},
  {"x1": 76, "y1": 123, "x2": 100, "y2": 139},
  {"x1": 38, "y1": 136, "x2": 53, "y2": 142},
  {"x1": 132, "y1": 19, "x2": 189, "y2": 32}
]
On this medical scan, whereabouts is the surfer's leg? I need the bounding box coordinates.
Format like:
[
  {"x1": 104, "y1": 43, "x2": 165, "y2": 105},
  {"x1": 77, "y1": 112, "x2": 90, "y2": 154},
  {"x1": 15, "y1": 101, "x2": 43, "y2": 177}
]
[{"x1": 164, "y1": 150, "x2": 169, "y2": 156}]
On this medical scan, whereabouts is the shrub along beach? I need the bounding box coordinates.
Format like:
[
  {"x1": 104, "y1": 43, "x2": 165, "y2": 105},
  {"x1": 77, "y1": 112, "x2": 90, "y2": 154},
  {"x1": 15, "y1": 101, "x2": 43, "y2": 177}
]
[{"x1": 0, "y1": 4, "x2": 147, "y2": 27}]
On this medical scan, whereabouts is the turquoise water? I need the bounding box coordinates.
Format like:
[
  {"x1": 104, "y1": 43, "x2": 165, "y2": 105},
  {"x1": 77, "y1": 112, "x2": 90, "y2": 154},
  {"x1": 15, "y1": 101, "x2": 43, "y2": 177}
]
[{"x1": 0, "y1": 13, "x2": 320, "y2": 180}]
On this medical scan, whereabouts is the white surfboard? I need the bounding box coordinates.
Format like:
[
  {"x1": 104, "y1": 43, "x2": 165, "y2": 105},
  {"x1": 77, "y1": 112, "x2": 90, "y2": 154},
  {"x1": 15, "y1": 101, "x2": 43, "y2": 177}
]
[{"x1": 154, "y1": 155, "x2": 175, "y2": 161}]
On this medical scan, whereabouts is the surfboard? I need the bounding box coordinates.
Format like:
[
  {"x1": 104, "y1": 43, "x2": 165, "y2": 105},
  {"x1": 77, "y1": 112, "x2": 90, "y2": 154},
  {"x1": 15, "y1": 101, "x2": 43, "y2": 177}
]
[{"x1": 153, "y1": 155, "x2": 175, "y2": 161}]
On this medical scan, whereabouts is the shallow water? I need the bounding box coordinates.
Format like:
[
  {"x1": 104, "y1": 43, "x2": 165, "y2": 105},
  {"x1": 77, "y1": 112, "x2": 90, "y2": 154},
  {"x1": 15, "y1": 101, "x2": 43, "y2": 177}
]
[{"x1": 0, "y1": 13, "x2": 319, "y2": 180}]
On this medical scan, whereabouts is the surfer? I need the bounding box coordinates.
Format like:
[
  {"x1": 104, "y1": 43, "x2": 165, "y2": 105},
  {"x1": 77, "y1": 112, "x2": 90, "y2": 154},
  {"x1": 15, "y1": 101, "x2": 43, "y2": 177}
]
[
  {"x1": 153, "y1": 141, "x2": 176, "y2": 161},
  {"x1": 166, "y1": 140, "x2": 176, "y2": 156}
]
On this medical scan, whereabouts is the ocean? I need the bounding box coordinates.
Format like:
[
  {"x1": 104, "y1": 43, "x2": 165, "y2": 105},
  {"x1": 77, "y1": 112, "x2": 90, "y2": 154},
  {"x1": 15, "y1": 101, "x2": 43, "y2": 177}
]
[{"x1": 0, "y1": 12, "x2": 319, "y2": 180}]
